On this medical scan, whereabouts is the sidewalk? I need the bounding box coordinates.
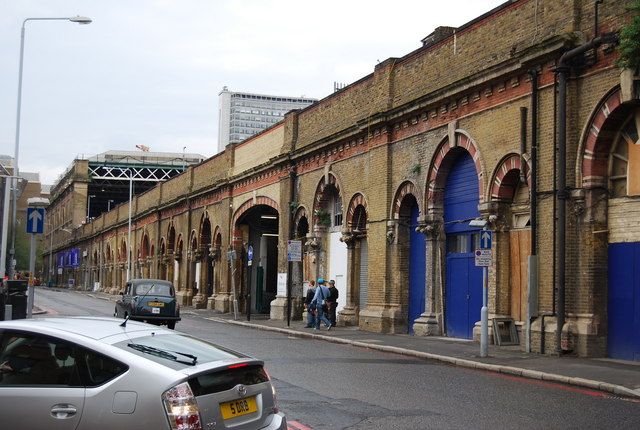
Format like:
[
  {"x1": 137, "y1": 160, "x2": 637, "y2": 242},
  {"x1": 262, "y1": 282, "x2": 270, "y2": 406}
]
[{"x1": 84, "y1": 289, "x2": 640, "y2": 399}]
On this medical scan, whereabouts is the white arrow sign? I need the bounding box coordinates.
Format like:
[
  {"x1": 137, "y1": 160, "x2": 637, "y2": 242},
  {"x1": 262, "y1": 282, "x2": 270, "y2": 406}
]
[
  {"x1": 480, "y1": 230, "x2": 492, "y2": 249},
  {"x1": 27, "y1": 208, "x2": 44, "y2": 234}
]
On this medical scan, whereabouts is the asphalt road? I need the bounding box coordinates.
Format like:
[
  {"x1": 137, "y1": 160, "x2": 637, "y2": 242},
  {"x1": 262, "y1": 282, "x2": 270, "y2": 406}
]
[{"x1": 34, "y1": 288, "x2": 640, "y2": 430}]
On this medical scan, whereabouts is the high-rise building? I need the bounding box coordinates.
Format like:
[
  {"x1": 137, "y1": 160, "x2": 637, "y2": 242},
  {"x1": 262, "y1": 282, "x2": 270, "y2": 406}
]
[{"x1": 217, "y1": 87, "x2": 316, "y2": 153}]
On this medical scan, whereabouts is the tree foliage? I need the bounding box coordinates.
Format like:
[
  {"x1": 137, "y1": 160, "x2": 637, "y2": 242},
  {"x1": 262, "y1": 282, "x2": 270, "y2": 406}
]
[{"x1": 617, "y1": 0, "x2": 640, "y2": 72}]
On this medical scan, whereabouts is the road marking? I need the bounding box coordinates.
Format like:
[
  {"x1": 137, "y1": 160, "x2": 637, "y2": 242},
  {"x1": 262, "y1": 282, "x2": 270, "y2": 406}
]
[
  {"x1": 485, "y1": 371, "x2": 640, "y2": 402},
  {"x1": 288, "y1": 420, "x2": 313, "y2": 430}
]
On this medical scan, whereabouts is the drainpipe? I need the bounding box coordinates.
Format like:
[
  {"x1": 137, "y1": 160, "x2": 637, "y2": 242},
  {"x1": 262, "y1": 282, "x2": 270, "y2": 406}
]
[
  {"x1": 526, "y1": 68, "x2": 539, "y2": 354},
  {"x1": 286, "y1": 167, "x2": 297, "y2": 327},
  {"x1": 555, "y1": 31, "x2": 617, "y2": 355}
]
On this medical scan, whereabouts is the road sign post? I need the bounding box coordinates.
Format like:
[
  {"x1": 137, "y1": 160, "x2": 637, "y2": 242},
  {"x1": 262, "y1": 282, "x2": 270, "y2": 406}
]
[
  {"x1": 477, "y1": 228, "x2": 492, "y2": 358},
  {"x1": 26, "y1": 199, "x2": 48, "y2": 319},
  {"x1": 246, "y1": 245, "x2": 253, "y2": 322}
]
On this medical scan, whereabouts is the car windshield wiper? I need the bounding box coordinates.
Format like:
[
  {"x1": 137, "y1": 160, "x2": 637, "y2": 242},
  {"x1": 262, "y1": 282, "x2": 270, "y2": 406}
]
[{"x1": 127, "y1": 343, "x2": 197, "y2": 366}]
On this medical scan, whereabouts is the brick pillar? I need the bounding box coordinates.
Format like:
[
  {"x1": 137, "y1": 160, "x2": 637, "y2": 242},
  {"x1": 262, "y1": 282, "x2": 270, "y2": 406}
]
[
  {"x1": 413, "y1": 218, "x2": 443, "y2": 336},
  {"x1": 338, "y1": 232, "x2": 357, "y2": 326}
]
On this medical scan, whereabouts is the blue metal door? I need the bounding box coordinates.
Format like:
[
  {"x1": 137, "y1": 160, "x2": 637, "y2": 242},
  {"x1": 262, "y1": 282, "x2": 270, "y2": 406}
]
[
  {"x1": 444, "y1": 152, "x2": 482, "y2": 339},
  {"x1": 408, "y1": 201, "x2": 426, "y2": 334},
  {"x1": 608, "y1": 242, "x2": 640, "y2": 360}
]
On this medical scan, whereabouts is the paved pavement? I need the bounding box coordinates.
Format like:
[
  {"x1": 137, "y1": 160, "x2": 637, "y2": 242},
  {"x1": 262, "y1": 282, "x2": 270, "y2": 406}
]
[{"x1": 65, "y1": 288, "x2": 640, "y2": 399}]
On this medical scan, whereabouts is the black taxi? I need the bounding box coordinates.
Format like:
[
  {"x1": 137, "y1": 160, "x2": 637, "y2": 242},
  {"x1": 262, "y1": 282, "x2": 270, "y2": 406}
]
[{"x1": 114, "y1": 279, "x2": 181, "y2": 329}]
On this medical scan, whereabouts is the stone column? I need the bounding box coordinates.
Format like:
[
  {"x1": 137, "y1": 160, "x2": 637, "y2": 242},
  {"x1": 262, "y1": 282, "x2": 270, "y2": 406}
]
[
  {"x1": 413, "y1": 218, "x2": 443, "y2": 336},
  {"x1": 207, "y1": 246, "x2": 220, "y2": 310},
  {"x1": 338, "y1": 232, "x2": 357, "y2": 326}
]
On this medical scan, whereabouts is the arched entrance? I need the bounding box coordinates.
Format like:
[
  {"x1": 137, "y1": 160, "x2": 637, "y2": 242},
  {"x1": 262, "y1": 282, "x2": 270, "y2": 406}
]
[
  {"x1": 402, "y1": 194, "x2": 425, "y2": 334},
  {"x1": 443, "y1": 151, "x2": 483, "y2": 339},
  {"x1": 490, "y1": 153, "x2": 531, "y2": 323},
  {"x1": 312, "y1": 173, "x2": 347, "y2": 314},
  {"x1": 580, "y1": 88, "x2": 640, "y2": 360},
  {"x1": 234, "y1": 197, "x2": 280, "y2": 314},
  {"x1": 346, "y1": 194, "x2": 368, "y2": 319}
]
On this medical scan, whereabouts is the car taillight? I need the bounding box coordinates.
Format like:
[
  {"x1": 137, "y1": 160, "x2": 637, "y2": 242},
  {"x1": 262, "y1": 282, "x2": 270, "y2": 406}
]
[
  {"x1": 162, "y1": 382, "x2": 202, "y2": 430},
  {"x1": 263, "y1": 368, "x2": 279, "y2": 414}
]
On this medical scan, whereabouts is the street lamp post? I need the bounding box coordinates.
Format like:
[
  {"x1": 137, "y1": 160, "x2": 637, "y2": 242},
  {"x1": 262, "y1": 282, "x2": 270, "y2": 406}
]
[
  {"x1": 8, "y1": 15, "x2": 91, "y2": 279},
  {"x1": 126, "y1": 170, "x2": 133, "y2": 282}
]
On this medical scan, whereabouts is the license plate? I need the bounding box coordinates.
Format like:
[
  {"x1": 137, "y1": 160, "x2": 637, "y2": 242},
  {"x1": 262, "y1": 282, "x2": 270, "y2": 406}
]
[
  {"x1": 147, "y1": 301, "x2": 165, "y2": 307},
  {"x1": 151, "y1": 307, "x2": 160, "y2": 314},
  {"x1": 219, "y1": 396, "x2": 257, "y2": 420}
]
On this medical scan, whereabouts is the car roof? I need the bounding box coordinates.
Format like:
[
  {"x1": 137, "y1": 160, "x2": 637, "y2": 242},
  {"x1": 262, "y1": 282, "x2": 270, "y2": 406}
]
[
  {"x1": 128, "y1": 279, "x2": 173, "y2": 286},
  {"x1": 0, "y1": 317, "x2": 167, "y2": 341}
]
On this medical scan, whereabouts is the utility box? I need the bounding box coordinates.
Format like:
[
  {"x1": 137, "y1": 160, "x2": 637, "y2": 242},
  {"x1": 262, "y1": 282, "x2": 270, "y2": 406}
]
[{"x1": 5, "y1": 280, "x2": 28, "y2": 320}]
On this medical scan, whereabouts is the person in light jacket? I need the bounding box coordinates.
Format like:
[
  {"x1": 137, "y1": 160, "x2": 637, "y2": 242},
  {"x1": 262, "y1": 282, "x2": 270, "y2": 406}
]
[{"x1": 310, "y1": 278, "x2": 332, "y2": 330}]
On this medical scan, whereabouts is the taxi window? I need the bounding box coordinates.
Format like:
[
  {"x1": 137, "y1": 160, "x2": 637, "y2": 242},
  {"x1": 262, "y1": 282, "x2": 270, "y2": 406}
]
[{"x1": 135, "y1": 283, "x2": 172, "y2": 296}]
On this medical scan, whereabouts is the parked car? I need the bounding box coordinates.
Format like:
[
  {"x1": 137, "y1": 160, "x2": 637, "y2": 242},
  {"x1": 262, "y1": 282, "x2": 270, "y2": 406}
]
[
  {"x1": 115, "y1": 279, "x2": 181, "y2": 329},
  {"x1": 0, "y1": 317, "x2": 287, "y2": 430}
]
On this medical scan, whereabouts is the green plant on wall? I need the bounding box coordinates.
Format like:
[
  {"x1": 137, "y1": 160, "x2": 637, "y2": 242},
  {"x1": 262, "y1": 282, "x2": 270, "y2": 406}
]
[
  {"x1": 617, "y1": 0, "x2": 640, "y2": 72},
  {"x1": 314, "y1": 209, "x2": 331, "y2": 227}
]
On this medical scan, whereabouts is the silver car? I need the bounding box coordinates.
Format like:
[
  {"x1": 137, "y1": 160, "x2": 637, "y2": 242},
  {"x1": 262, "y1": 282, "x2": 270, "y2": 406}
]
[{"x1": 0, "y1": 317, "x2": 286, "y2": 430}]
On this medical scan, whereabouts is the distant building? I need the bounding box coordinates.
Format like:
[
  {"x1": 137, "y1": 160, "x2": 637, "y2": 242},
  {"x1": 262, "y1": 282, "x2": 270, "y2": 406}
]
[
  {"x1": 217, "y1": 87, "x2": 316, "y2": 153},
  {"x1": 0, "y1": 155, "x2": 47, "y2": 276},
  {"x1": 44, "y1": 150, "x2": 205, "y2": 287}
]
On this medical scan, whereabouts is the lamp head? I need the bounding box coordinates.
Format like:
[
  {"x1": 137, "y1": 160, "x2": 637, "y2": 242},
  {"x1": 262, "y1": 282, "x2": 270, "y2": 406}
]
[
  {"x1": 69, "y1": 16, "x2": 92, "y2": 24},
  {"x1": 469, "y1": 218, "x2": 487, "y2": 228}
]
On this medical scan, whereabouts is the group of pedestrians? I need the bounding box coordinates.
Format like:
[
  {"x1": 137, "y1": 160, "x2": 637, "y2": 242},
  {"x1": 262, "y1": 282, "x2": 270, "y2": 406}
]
[{"x1": 304, "y1": 277, "x2": 339, "y2": 330}]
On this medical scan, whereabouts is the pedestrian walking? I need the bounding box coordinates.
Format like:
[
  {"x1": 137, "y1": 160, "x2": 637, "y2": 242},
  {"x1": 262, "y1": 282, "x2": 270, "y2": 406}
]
[
  {"x1": 304, "y1": 280, "x2": 316, "y2": 328},
  {"x1": 327, "y1": 279, "x2": 339, "y2": 327},
  {"x1": 310, "y1": 278, "x2": 332, "y2": 330}
]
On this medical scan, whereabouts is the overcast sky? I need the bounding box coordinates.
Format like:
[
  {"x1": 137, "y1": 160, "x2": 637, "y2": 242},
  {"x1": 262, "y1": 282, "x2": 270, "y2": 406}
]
[{"x1": 1, "y1": 0, "x2": 504, "y2": 185}]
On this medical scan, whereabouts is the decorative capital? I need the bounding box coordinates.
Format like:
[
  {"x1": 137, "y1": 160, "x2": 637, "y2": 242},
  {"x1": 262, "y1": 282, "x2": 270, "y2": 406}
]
[{"x1": 340, "y1": 233, "x2": 356, "y2": 247}]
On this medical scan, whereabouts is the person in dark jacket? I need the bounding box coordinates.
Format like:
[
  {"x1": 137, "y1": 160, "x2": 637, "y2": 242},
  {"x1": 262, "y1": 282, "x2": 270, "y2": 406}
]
[
  {"x1": 327, "y1": 279, "x2": 339, "y2": 327},
  {"x1": 304, "y1": 280, "x2": 316, "y2": 328}
]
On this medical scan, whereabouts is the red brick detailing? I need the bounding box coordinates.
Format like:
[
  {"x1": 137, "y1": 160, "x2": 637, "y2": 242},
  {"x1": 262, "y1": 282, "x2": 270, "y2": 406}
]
[
  {"x1": 392, "y1": 181, "x2": 419, "y2": 219},
  {"x1": 580, "y1": 88, "x2": 624, "y2": 188},
  {"x1": 426, "y1": 131, "x2": 485, "y2": 208},
  {"x1": 346, "y1": 193, "x2": 368, "y2": 229},
  {"x1": 312, "y1": 172, "x2": 343, "y2": 225},
  {"x1": 189, "y1": 230, "x2": 198, "y2": 251},
  {"x1": 293, "y1": 206, "x2": 308, "y2": 230},
  {"x1": 232, "y1": 196, "x2": 280, "y2": 226},
  {"x1": 490, "y1": 153, "x2": 531, "y2": 201}
]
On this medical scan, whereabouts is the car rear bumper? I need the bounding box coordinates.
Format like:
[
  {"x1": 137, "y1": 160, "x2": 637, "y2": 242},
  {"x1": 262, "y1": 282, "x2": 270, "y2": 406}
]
[
  {"x1": 264, "y1": 412, "x2": 287, "y2": 429},
  {"x1": 130, "y1": 315, "x2": 181, "y2": 322}
]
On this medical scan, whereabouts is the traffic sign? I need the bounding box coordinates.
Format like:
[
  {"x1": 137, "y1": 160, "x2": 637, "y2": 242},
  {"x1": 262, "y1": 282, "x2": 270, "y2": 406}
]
[
  {"x1": 480, "y1": 230, "x2": 492, "y2": 249},
  {"x1": 247, "y1": 245, "x2": 253, "y2": 266},
  {"x1": 287, "y1": 240, "x2": 302, "y2": 262},
  {"x1": 26, "y1": 208, "x2": 44, "y2": 234},
  {"x1": 475, "y1": 249, "x2": 492, "y2": 267}
]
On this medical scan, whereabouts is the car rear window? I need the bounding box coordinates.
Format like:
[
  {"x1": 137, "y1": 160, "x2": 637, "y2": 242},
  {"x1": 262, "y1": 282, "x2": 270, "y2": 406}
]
[
  {"x1": 135, "y1": 283, "x2": 172, "y2": 296},
  {"x1": 189, "y1": 364, "x2": 269, "y2": 396},
  {"x1": 114, "y1": 333, "x2": 244, "y2": 369}
]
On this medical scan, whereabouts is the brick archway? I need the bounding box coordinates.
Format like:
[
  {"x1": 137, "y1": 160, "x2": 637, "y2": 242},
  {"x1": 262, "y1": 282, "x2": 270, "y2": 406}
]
[
  {"x1": 312, "y1": 172, "x2": 343, "y2": 225},
  {"x1": 489, "y1": 153, "x2": 531, "y2": 202},
  {"x1": 578, "y1": 87, "x2": 635, "y2": 189},
  {"x1": 426, "y1": 131, "x2": 485, "y2": 209},
  {"x1": 346, "y1": 193, "x2": 368, "y2": 230},
  {"x1": 392, "y1": 181, "x2": 419, "y2": 220},
  {"x1": 232, "y1": 196, "x2": 280, "y2": 226},
  {"x1": 293, "y1": 206, "x2": 308, "y2": 228}
]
